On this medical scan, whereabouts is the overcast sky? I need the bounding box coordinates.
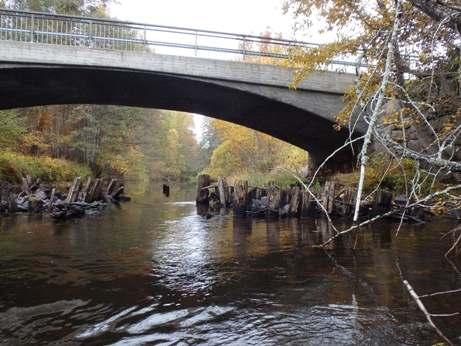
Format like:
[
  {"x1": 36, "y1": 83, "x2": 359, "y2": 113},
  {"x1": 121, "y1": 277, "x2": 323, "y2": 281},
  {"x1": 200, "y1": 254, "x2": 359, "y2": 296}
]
[{"x1": 110, "y1": 0, "x2": 298, "y2": 40}]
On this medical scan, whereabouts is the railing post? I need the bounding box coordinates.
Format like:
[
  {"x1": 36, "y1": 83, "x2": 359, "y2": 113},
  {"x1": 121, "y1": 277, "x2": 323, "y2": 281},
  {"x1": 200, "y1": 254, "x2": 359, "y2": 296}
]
[
  {"x1": 30, "y1": 14, "x2": 34, "y2": 42},
  {"x1": 242, "y1": 35, "x2": 247, "y2": 61},
  {"x1": 88, "y1": 20, "x2": 92, "y2": 47},
  {"x1": 194, "y1": 31, "x2": 198, "y2": 57}
]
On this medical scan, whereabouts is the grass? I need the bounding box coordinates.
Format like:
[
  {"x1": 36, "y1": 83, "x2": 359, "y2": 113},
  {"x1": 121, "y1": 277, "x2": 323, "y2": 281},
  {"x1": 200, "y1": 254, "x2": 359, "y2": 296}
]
[
  {"x1": 333, "y1": 154, "x2": 429, "y2": 194},
  {"x1": 226, "y1": 168, "x2": 303, "y2": 187},
  {"x1": 0, "y1": 151, "x2": 91, "y2": 184}
]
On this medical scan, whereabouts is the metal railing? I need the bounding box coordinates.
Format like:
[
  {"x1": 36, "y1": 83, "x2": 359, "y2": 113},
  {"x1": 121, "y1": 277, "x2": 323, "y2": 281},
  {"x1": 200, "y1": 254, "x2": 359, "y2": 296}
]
[{"x1": 0, "y1": 8, "x2": 362, "y2": 69}]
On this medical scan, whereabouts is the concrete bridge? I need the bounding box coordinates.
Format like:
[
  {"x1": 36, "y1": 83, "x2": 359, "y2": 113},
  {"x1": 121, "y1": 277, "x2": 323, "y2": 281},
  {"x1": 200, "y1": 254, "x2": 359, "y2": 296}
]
[{"x1": 0, "y1": 9, "x2": 361, "y2": 166}]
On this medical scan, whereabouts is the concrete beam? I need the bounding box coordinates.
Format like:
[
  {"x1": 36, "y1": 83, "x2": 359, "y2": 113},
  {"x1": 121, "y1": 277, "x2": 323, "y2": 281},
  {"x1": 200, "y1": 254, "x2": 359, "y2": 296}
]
[{"x1": 0, "y1": 40, "x2": 356, "y2": 94}]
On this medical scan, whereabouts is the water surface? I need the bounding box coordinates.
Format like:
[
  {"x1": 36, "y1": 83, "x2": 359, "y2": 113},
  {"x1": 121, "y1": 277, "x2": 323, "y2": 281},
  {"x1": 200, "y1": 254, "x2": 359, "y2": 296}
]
[{"x1": 0, "y1": 186, "x2": 460, "y2": 345}]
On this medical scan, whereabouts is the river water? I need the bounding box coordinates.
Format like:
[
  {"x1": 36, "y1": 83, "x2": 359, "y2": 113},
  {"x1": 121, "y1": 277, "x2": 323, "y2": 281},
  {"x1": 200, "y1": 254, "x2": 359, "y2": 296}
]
[{"x1": 0, "y1": 186, "x2": 460, "y2": 345}]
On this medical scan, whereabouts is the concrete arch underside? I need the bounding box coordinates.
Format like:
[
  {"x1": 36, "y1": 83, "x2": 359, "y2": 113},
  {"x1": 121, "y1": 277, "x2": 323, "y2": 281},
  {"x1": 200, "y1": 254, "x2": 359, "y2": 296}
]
[{"x1": 0, "y1": 65, "x2": 359, "y2": 168}]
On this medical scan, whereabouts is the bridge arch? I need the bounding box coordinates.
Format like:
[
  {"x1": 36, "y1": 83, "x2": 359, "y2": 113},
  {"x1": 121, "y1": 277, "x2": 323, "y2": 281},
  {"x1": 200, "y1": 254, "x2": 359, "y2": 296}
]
[{"x1": 0, "y1": 41, "x2": 361, "y2": 168}]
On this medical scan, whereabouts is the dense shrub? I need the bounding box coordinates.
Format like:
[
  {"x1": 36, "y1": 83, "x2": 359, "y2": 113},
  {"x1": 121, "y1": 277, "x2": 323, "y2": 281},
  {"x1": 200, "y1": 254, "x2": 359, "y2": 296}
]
[{"x1": 0, "y1": 151, "x2": 91, "y2": 183}]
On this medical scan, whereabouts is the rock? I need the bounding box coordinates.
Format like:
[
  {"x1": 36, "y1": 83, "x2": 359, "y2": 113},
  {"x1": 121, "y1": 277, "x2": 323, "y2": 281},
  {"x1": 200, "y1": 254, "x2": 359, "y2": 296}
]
[
  {"x1": 406, "y1": 125, "x2": 418, "y2": 140},
  {"x1": 28, "y1": 196, "x2": 43, "y2": 212},
  {"x1": 250, "y1": 198, "x2": 267, "y2": 215},
  {"x1": 394, "y1": 195, "x2": 407, "y2": 207},
  {"x1": 279, "y1": 204, "x2": 290, "y2": 217},
  {"x1": 260, "y1": 196, "x2": 268, "y2": 208},
  {"x1": 34, "y1": 190, "x2": 47, "y2": 201},
  {"x1": 391, "y1": 129, "x2": 404, "y2": 142},
  {"x1": 407, "y1": 139, "x2": 424, "y2": 152}
]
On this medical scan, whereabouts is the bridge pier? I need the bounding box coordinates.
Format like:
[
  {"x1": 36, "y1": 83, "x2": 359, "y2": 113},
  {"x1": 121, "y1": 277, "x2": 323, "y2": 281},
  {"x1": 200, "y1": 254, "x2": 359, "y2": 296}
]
[{"x1": 306, "y1": 146, "x2": 359, "y2": 178}]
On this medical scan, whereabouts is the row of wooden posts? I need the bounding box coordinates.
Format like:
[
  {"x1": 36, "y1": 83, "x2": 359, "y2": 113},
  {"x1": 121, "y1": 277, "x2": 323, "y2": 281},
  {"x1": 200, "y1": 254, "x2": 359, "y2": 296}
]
[
  {"x1": 0, "y1": 175, "x2": 129, "y2": 218},
  {"x1": 62, "y1": 176, "x2": 126, "y2": 205},
  {"x1": 196, "y1": 174, "x2": 394, "y2": 218}
]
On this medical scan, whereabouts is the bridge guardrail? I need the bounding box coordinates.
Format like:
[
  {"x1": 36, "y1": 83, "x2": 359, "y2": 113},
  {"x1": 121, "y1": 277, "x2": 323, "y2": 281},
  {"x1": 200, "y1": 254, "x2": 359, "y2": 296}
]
[{"x1": 0, "y1": 8, "x2": 368, "y2": 71}]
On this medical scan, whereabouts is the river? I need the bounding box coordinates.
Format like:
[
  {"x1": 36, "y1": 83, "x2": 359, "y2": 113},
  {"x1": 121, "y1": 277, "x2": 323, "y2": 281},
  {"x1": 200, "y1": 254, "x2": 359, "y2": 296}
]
[{"x1": 0, "y1": 185, "x2": 460, "y2": 345}]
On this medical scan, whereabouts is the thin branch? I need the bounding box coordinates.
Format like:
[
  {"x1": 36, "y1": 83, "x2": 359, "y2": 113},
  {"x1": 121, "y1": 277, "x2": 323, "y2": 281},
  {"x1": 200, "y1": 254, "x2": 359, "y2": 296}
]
[
  {"x1": 403, "y1": 279, "x2": 454, "y2": 345},
  {"x1": 318, "y1": 184, "x2": 461, "y2": 247},
  {"x1": 430, "y1": 313, "x2": 460, "y2": 317},
  {"x1": 445, "y1": 232, "x2": 461, "y2": 258},
  {"x1": 419, "y1": 288, "x2": 461, "y2": 298}
]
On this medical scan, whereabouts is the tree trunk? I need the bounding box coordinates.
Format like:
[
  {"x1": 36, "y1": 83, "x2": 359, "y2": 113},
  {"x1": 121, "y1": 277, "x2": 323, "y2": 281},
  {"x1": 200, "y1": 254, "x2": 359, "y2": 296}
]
[{"x1": 353, "y1": 1, "x2": 401, "y2": 222}]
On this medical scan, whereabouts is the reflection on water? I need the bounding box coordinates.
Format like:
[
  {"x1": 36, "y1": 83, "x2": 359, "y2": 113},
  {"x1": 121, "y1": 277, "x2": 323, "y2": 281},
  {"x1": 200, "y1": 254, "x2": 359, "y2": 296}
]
[{"x1": 0, "y1": 185, "x2": 460, "y2": 345}]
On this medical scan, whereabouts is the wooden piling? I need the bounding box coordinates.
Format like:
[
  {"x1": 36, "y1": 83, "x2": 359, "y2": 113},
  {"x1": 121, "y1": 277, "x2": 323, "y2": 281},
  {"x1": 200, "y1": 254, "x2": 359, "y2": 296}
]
[
  {"x1": 322, "y1": 180, "x2": 336, "y2": 214},
  {"x1": 289, "y1": 186, "x2": 301, "y2": 216},
  {"x1": 196, "y1": 174, "x2": 211, "y2": 204},
  {"x1": 233, "y1": 180, "x2": 249, "y2": 215},
  {"x1": 65, "y1": 177, "x2": 81, "y2": 204},
  {"x1": 217, "y1": 177, "x2": 229, "y2": 207}
]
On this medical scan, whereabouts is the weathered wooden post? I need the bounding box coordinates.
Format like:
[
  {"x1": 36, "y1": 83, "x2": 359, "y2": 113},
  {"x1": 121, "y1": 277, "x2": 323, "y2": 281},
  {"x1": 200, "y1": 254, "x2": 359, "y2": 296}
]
[
  {"x1": 289, "y1": 186, "x2": 301, "y2": 216},
  {"x1": 162, "y1": 184, "x2": 170, "y2": 197},
  {"x1": 48, "y1": 188, "x2": 56, "y2": 212},
  {"x1": 300, "y1": 190, "x2": 312, "y2": 217},
  {"x1": 87, "y1": 178, "x2": 101, "y2": 202},
  {"x1": 217, "y1": 177, "x2": 229, "y2": 207},
  {"x1": 233, "y1": 180, "x2": 248, "y2": 215},
  {"x1": 321, "y1": 180, "x2": 336, "y2": 215},
  {"x1": 339, "y1": 187, "x2": 356, "y2": 216},
  {"x1": 227, "y1": 185, "x2": 234, "y2": 206},
  {"x1": 196, "y1": 174, "x2": 211, "y2": 204},
  {"x1": 267, "y1": 184, "x2": 281, "y2": 217},
  {"x1": 372, "y1": 189, "x2": 393, "y2": 214},
  {"x1": 80, "y1": 177, "x2": 92, "y2": 202},
  {"x1": 65, "y1": 177, "x2": 81, "y2": 204},
  {"x1": 106, "y1": 179, "x2": 117, "y2": 196}
]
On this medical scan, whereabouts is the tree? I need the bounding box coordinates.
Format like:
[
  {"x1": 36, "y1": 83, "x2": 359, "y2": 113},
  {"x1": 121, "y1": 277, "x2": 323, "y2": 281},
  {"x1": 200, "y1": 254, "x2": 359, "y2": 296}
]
[
  {"x1": 284, "y1": 0, "x2": 461, "y2": 213},
  {"x1": 4, "y1": 0, "x2": 113, "y2": 16},
  {"x1": 203, "y1": 118, "x2": 308, "y2": 182},
  {"x1": 0, "y1": 110, "x2": 25, "y2": 150},
  {"x1": 407, "y1": 0, "x2": 461, "y2": 32},
  {"x1": 284, "y1": 2, "x2": 461, "y2": 341}
]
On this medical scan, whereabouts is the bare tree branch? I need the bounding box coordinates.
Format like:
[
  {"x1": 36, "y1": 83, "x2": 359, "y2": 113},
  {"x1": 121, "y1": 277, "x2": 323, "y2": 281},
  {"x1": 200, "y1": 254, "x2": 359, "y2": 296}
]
[
  {"x1": 318, "y1": 184, "x2": 461, "y2": 248},
  {"x1": 403, "y1": 279, "x2": 455, "y2": 345}
]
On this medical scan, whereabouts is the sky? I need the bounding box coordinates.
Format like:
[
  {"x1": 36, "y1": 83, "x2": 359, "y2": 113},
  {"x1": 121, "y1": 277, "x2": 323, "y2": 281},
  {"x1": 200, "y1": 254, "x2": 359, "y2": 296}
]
[
  {"x1": 108, "y1": 0, "x2": 325, "y2": 141},
  {"x1": 110, "y1": 0, "x2": 298, "y2": 40}
]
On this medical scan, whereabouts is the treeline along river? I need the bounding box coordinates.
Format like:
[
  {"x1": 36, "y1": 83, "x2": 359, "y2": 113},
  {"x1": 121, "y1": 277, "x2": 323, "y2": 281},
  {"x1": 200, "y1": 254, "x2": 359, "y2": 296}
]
[{"x1": 0, "y1": 185, "x2": 460, "y2": 345}]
